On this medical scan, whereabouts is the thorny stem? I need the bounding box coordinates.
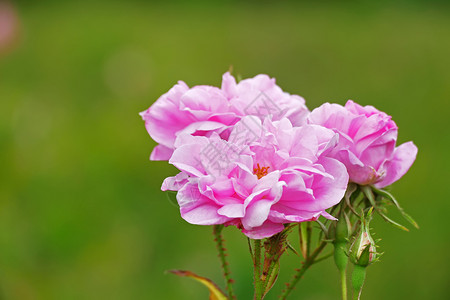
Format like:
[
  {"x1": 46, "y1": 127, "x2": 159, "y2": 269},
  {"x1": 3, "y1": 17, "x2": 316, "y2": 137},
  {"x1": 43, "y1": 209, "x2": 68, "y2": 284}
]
[
  {"x1": 253, "y1": 239, "x2": 263, "y2": 300},
  {"x1": 213, "y1": 225, "x2": 235, "y2": 300},
  {"x1": 279, "y1": 241, "x2": 328, "y2": 299},
  {"x1": 260, "y1": 226, "x2": 296, "y2": 299}
]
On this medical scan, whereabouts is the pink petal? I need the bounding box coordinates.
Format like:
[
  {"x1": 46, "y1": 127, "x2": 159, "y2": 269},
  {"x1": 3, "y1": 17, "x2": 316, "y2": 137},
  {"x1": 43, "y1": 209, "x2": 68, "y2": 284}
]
[
  {"x1": 336, "y1": 149, "x2": 377, "y2": 185},
  {"x1": 178, "y1": 121, "x2": 228, "y2": 137},
  {"x1": 169, "y1": 138, "x2": 210, "y2": 177},
  {"x1": 140, "y1": 81, "x2": 191, "y2": 148},
  {"x1": 374, "y1": 141, "x2": 418, "y2": 188},
  {"x1": 300, "y1": 157, "x2": 348, "y2": 211},
  {"x1": 268, "y1": 207, "x2": 322, "y2": 223},
  {"x1": 241, "y1": 221, "x2": 285, "y2": 239},
  {"x1": 178, "y1": 184, "x2": 230, "y2": 225},
  {"x1": 242, "y1": 199, "x2": 273, "y2": 228},
  {"x1": 218, "y1": 204, "x2": 245, "y2": 218},
  {"x1": 150, "y1": 144, "x2": 173, "y2": 161},
  {"x1": 221, "y1": 72, "x2": 238, "y2": 99},
  {"x1": 181, "y1": 203, "x2": 230, "y2": 225},
  {"x1": 161, "y1": 172, "x2": 189, "y2": 191}
]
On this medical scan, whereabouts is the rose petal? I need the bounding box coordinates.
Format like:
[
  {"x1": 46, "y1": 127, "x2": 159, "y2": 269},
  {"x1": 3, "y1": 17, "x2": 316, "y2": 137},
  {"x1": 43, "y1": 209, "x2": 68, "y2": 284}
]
[{"x1": 374, "y1": 141, "x2": 418, "y2": 188}]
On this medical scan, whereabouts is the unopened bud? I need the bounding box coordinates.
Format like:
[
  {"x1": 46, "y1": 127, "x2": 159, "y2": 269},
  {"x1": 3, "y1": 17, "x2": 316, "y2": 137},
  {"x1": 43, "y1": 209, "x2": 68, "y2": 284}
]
[{"x1": 350, "y1": 210, "x2": 378, "y2": 267}]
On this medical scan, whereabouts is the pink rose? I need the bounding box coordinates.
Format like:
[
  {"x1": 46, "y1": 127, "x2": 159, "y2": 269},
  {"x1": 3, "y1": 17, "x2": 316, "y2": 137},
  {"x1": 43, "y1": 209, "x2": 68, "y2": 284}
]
[
  {"x1": 307, "y1": 100, "x2": 417, "y2": 188},
  {"x1": 162, "y1": 117, "x2": 348, "y2": 239},
  {"x1": 140, "y1": 81, "x2": 237, "y2": 161}
]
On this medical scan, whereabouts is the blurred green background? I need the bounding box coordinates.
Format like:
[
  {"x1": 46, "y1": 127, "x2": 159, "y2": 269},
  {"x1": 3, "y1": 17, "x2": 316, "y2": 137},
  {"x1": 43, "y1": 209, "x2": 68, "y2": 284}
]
[{"x1": 1, "y1": 0, "x2": 449, "y2": 299}]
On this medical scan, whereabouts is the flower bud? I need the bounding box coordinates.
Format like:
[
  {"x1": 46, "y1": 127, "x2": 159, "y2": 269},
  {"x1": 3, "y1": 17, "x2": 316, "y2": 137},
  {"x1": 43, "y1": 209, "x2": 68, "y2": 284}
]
[{"x1": 349, "y1": 211, "x2": 378, "y2": 267}]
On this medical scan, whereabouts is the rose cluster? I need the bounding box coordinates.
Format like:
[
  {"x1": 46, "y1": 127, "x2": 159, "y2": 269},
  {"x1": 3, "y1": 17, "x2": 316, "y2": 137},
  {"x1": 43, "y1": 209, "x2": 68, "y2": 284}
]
[{"x1": 140, "y1": 72, "x2": 417, "y2": 239}]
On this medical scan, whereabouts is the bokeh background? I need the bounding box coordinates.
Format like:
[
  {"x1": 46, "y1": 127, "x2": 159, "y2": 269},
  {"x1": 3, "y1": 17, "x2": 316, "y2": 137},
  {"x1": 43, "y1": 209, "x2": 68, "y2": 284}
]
[{"x1": 1, "y1": 0, "x2": 449, "y2": 299}]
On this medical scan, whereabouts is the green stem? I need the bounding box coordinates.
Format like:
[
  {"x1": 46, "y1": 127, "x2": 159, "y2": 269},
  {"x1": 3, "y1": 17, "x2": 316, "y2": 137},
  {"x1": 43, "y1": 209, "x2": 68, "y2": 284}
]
[
  {"x1": 341, "y1": 269, "x2": 348, "y2": 300},
  {"x1": 334, "y1": 201, "x2": 349, "y2": 300},
  {"x1": 253, "y1": 239, "x2": 263, "y2": 300},
  {"x1": 334, "y1": 243, "x2": 348, "y2": 300},
  {"x1": 279, "y1": 241, "x2": 328, "y2": 299},
  {"x1": 299, "y1": 223, "x2": 308, "y2": 259},
  {"x1": 351, "y1": 265, "x2": 366, "y2": 300},
  {"x1": 213, "y1": 225, "x2": 235, "y2": 300}
]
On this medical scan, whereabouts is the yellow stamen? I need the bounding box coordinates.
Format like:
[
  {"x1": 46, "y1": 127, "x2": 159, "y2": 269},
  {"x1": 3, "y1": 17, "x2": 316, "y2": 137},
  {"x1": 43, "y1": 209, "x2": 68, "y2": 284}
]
[{"x1": 253, "y1": 163, "x2": 270, "y2": 179}]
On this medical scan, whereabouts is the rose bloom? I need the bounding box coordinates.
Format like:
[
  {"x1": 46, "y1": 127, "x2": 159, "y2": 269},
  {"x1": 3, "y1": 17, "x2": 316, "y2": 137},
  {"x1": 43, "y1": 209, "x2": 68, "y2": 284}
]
[
  {"x1": 162, "y1": 117, "x2": 348, "y2": 239},
  {"x1": 140, "y1": 72, "x2": 309, "y2": 161},
  {"x1": 307, "y1": 100, "x2": 417, "y2": 188}
]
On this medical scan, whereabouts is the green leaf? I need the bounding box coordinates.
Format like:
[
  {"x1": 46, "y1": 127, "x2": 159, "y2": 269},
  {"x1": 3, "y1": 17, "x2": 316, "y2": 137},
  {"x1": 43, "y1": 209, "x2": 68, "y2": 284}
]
[{"x1": 168, "y1": 270, "x2": 228, "y2": 300}]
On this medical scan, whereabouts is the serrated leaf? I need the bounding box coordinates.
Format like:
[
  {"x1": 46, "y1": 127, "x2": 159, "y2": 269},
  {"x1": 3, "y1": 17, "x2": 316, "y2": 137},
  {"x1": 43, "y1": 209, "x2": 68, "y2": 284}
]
[{"x1": 168, "y1": 270, "x2": 228, "y2": 300}]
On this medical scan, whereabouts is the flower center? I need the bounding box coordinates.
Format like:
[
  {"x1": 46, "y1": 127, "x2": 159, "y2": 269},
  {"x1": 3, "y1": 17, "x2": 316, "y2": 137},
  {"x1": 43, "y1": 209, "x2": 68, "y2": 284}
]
[{"x1": 253, "y1": 163, "x2": 270, "y2": 179}]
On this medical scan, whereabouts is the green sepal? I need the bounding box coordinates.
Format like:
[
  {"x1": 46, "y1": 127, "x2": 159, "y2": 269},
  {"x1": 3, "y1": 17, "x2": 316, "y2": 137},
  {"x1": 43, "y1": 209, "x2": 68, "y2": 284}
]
[
  {"x1": 356, "y1": 245, "x2": 371, "y2": 267},
  {"x1": 361, "y1": 186, "x2": 409, "y2": 231},
  {"x1": 262, "y1": 260, "x2": 280, "y2": 298},
  {"x1": 377, "y1": 211, "x2": 409, "y2": 232},
  {"x1": 371, "y1": 186, "x2": 419, "y2": 229}
]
